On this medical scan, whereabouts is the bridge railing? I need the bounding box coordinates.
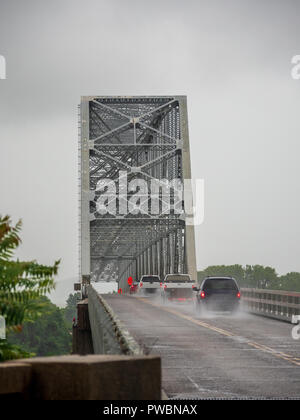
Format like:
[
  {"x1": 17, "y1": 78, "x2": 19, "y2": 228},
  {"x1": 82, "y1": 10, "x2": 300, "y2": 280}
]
[{"x1": 241, "y1": 288, "x2": 300, "y2": 321}]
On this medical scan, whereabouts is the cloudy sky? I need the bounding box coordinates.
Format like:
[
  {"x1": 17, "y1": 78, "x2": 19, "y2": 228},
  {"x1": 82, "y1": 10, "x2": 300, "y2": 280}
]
[{"x1": 0, "y1": 0, "x2": 299, "y2": 305}]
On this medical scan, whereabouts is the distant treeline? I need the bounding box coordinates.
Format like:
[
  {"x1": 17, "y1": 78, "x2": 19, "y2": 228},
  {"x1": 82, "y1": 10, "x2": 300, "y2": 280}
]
[
  {"x1": 8, "y1": 293, "x2": 81, "y2": 357},
  {"x1": 197, "y1": 265, "x2": 300, "y2": 292}
]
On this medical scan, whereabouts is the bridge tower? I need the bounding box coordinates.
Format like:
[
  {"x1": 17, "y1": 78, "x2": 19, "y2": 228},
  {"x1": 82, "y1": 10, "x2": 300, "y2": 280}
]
[{"x1": 79, "y1": 96, "x2": 197, "y2": 290}]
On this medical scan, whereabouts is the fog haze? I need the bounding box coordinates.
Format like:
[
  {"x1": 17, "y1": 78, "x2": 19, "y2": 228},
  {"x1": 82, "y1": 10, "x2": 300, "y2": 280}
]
[{"x1": 0, "y1": 0, "x2": 299, "y2": 304}]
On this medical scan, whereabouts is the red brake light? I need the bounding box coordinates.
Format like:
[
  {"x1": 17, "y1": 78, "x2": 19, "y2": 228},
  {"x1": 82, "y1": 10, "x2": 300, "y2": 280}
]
[
  {"x1": 140, "y1": 282, "x2": 143, "y2": 287},
  {"x1": 200, "y1": 291, "x2": 205, "y2": 299},
  {"x1": 237, "y1": 292, "x2": 241, "y2": 298}
]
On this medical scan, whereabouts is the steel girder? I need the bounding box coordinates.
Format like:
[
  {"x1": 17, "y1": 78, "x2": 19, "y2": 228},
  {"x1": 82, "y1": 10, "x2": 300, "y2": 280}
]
[{"x1": 79, "y1": 96, "x2": 197, "y2": 288}]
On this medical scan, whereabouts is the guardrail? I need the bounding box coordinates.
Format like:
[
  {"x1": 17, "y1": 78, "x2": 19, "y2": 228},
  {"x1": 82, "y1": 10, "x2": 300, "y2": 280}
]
[
  {"x1": 241, "y1": 288, "x2": 300, "y2": 321},
  {"x1": 87, "y1": 284, "x2": 142, "y2": 355}
]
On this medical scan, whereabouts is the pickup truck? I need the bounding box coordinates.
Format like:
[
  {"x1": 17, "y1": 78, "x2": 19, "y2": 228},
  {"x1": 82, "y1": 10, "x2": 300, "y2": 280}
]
[
  {"x1": 139, "y1": 275, "x2": 161, "y2": 294},
  {"x1": 161, "y1": 274, "x2": 196, "y2": 303}
]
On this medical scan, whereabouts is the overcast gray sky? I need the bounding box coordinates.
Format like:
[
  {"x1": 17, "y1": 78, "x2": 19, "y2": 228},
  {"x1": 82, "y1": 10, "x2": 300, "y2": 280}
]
[{"x1": 0, "y1": 0, "x2": 299, "y2": 305}]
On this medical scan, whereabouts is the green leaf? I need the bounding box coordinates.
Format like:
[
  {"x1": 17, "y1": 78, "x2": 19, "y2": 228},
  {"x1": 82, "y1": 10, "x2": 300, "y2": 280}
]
[{"x1": 0, "y1": 215, "x2": 60, "y2": 361}]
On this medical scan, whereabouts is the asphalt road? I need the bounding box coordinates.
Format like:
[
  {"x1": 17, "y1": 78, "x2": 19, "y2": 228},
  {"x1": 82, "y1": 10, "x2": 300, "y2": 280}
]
[{"x1": 104, "y1": 294, "x2": 300, "y2": 399}]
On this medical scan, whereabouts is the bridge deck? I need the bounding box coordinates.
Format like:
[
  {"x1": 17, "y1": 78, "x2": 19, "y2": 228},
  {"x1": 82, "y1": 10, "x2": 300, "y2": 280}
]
[{"x1": 104, "y1": 294, "x2": 300, "y2": 399}]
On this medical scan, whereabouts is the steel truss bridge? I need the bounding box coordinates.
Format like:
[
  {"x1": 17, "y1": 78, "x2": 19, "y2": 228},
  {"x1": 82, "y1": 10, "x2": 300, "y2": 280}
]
[{"x1": 79, "y1": 96, "x2": 196, "y2": 288}]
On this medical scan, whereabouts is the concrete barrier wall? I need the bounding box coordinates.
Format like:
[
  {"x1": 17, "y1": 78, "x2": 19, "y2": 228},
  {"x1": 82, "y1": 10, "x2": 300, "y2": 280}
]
[
  {"x1": 0, "y1": 355, "x2": 161, "y2": 400},
  {"x1": 0, "y1": 362, "x2": 31, "y2": 399},
  {"x1": 87, "y1": 285, "x2": 142, "y2": 355}
]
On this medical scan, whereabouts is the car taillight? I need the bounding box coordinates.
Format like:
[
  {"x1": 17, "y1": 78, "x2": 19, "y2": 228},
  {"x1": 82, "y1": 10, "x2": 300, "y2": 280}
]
[
  {"x1": 200, "y1": 291, "x2": 205, "y2": 299},
  {"x1": 237, "y1": 292, "x2": 241, "y2": 298},
  {"x1": 140, "y1": 282, "x2": 143, "y2": 287}
]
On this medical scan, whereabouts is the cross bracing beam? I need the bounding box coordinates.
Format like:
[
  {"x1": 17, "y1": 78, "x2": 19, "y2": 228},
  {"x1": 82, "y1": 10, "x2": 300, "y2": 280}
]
[{"x1": 79, "y1": 96, "x2": 197, "y2": 288}]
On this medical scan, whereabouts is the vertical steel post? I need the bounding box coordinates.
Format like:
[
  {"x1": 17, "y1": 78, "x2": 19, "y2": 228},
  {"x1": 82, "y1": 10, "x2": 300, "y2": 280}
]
[
  {"x1": 80, "y1": 97, "x2": 91, "y2": 277},
  {"x1": 178, "y1": 96, "x2": 197, "y2": 282}
]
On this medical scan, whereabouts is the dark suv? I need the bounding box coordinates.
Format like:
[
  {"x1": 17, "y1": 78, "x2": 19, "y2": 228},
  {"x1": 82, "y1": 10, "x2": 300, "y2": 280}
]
[{"x1": 193, "y1": 277, "x2": 241, "y2": 314}]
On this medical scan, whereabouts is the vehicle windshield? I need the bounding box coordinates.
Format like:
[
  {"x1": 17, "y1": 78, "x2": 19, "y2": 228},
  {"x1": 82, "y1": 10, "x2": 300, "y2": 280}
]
[
  {"x1": 203, "y1": 278, "x2": 238, "y2": 290},
  {"x1": 141, "y1": 276, "x2": 160, "y2": 282},
  {"x1": 165, "y1": 275, "x2": 191, "y2": 283}
]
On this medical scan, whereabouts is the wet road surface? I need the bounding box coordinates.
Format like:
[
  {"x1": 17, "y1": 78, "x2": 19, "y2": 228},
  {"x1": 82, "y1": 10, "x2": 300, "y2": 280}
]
[{"x1": 104, "y1": 294, "x2": 300, "y2": 399}]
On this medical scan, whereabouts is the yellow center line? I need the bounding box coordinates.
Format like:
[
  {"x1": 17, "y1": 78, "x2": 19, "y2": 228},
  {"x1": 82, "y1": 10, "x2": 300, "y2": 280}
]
[
  {"x1": 246, "y1": 341, "x2": 300, "y2": 366},
  {"x1": 136, "y1": 297, "x2": 300, "y2": 367},
  {"x1": 138, "y1": 297, "x2": 235, "y2": 337}
]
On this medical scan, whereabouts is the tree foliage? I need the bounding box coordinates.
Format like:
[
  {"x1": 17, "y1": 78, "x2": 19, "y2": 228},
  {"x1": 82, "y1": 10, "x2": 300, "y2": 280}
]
[
  {"x1": 63, "y1": 293, "x2": 81, "y2": 327},
  {"x1": 0, "y1": 215, "x2": 59, "y2": 361},
  {"x1": 8, "y1": 297, "x2": 71, "y2": 357},
  {"x1": 198, "y1": 264, "x2": 300, "y2": 292},
  {"x1": 0, "y1": 341, "x2": 34, "y2": 362},
  {"x1": 279, "y1": 272, "x2": 300, "y2": 292},
  {"x1": 198, "y1": 265, "x2": 245, "y2": 284}
]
